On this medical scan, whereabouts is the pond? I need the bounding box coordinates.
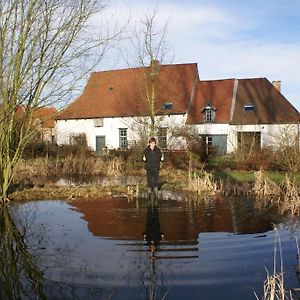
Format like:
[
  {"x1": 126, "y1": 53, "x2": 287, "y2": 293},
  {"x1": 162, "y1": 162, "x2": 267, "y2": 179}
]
[{"x1": 1, "y1": 195, "x2": 300, "y2": 300}]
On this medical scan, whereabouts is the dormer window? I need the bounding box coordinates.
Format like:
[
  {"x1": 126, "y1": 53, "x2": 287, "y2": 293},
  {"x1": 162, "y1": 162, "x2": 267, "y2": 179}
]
[{"x1": 202, "y1": 104, "x2": 216, "y2": 123}]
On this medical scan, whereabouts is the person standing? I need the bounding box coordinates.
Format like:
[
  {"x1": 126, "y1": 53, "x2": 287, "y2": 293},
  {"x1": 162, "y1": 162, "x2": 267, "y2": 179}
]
[{"x1": 142, "y1": 137, "x2": 164, "y2": 196}]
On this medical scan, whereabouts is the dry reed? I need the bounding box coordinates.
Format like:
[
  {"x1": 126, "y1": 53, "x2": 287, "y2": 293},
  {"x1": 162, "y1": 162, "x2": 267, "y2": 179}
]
[
  {"x1": 62, "y1": 154, "x2": 107, "y2": 175},
  {"x1": 253, "y1": 169, "x2": 282, "y2": 198},
  {"x1": 254, "y1": 228, "x2": 293, "y2": 300},
  {"x1": 188, "y1": 170, "x2": 217, "y2": 195},
  {"x1": 280, "y1": 174, "x2": 300, "y2": 216},
  {"x1": 106, "y1": 157, "x2": 122, "y2": 177},
  {"x1": 253, "y1": 170, "x2": 300, "y2": 217}
]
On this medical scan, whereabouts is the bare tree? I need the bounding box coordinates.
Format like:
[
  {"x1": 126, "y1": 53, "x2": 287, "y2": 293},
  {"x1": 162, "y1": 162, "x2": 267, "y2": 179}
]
[
  {"x1": 0, "y1": 0, "x2": 116, "y2": 202},
  {"x1": 273, "y1": 125, "x2": 300, "y2": 173},
  {"x1": 131, "y1": 9, "x2": 170, "y2": 137}
]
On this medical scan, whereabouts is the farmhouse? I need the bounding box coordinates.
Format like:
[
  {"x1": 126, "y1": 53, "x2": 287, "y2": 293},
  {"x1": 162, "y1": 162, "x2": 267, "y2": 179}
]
[
  {"x1": 56, "y1": 62, "x2": 300, "y2": 154},
  {"x1": 15, "y1": 105, "x2": 57, "y2": 143}
]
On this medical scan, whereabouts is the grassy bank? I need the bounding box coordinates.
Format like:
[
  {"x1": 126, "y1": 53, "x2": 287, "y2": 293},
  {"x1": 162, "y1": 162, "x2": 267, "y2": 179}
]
[
  {"x1": 9, "y1": 184, "x2": 137, "y2": 201},
  {"x1": 8, "y1": 152, "x2": 300, "y2": 202},
  {"x1": 213, "y1": 170, "x2": 300, "y2": 186}
]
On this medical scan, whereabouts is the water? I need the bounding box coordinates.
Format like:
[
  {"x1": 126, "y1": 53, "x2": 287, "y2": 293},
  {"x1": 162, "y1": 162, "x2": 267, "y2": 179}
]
[{"x1": 1, "y1": 196, "x2": 300, "y2": 300}]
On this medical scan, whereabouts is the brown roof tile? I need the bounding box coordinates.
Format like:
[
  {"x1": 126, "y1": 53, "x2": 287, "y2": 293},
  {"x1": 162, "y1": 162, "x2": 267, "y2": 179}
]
[
  {"x1": 32, "y1": 107, "x2": 57, "y2": 128},
  {"x1": 231, "y1": 78, "x2": 300, "y2": 124},
  {"x1": 187, "y1": 77, "x2": 300, "y2": 125},
  {"x1": 15, "y1": 105, "x2": 57, "y2": 128},
  {"x1": 57, "y1": 63, "x2": 199, "y2": 120},
  {"x1": 186, "y1": 79, "x2": 235, "y2": 124}
]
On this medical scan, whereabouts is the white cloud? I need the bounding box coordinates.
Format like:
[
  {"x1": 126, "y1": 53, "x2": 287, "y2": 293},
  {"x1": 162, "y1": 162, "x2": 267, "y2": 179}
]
[{"x1": 94, "y1": 0, "x2": 300, "y2": 111}]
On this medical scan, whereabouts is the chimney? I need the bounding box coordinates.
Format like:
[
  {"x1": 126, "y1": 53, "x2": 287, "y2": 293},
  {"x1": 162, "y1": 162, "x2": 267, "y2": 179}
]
[{"x1": 272, "y1": 80, "x2": 281, "y2": 92}]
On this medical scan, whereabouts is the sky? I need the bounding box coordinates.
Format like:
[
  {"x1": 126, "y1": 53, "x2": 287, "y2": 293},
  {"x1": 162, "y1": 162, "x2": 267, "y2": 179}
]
[{"x1": 96, "y1": 0, "x2": 300, "y2": 111}]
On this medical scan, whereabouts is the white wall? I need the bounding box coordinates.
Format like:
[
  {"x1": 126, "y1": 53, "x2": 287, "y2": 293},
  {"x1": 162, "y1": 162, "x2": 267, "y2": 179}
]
[
  {"x1": 56, "y1": 114, "x2": 187, "y2": 150},
  {"x1": 194, "y1": 123, "x2": 300, "y2": 153}
]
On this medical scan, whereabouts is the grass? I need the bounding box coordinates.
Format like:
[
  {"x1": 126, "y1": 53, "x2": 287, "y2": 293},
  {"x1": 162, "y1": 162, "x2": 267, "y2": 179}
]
[
  {"x1": 213, "y1": 170, "x2": 300, "y2": 186},
  {"x1": 8, "y1": 184, "x2": 135, "y2": 201}
]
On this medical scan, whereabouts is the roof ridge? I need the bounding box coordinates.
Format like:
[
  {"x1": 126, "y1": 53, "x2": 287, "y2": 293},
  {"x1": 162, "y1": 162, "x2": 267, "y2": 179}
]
[
  {"x1": 198, "y1": 77, "x2": 269, "y2": 82},
  {"x1": 198, "y1": 78, "x2": 236, "y2": 83},
  {"x1": 92, "y1": 62, "x2": 198, "y2": 75}
]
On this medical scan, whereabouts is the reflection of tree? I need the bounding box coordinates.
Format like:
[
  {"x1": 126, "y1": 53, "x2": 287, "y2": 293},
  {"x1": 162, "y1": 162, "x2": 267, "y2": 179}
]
[{"x1": 0, "y1": 204, "x2": 46, "y2": 299}]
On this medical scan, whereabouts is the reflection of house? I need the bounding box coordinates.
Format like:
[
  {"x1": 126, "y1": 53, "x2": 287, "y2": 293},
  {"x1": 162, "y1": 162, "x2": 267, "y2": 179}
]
[
  {"x1": 55, "y1": 63, "x2": 299, "y2": 154},
  {"x1": 16, "y1": 105, "x2": 57, "y2": 143},
  {"x1": 69, "y1": 197, "x2": 273, "y2": 240}
]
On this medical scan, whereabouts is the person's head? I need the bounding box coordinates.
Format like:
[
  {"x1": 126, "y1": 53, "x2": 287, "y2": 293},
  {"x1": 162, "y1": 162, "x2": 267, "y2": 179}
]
[{"x1": 148, "y1": 137, "x2": 156, "y2": 149}]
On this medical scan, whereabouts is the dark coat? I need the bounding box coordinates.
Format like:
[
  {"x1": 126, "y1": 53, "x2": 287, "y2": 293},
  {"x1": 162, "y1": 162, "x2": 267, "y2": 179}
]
[{"x1": 143, "y1": 146, "x2": 162, "y2": 170}]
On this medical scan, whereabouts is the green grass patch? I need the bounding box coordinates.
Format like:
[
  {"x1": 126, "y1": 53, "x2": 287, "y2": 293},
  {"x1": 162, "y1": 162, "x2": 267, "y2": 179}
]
[{"x1": 213, "y1": 170, "x2": 300, "y2": 186}]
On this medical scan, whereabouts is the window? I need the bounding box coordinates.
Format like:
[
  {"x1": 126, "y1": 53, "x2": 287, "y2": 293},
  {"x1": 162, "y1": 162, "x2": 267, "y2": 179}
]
[
  {"x1": 244, "y1": 104, "x2": 255, "y2": 112},
  {"x1": 237, "y1": 132, "x2": 261, "y2": 152},
  {"x1": 200, "y1": 134, "x2": 227, "y2": 156},
  {"x1": 201, "y1": 135, "x2": 213, "y2": 155},
  {"x1": 205, "y1": 109, "x2": 215, "y2": 122},
  {"x1": 202, "y1": 104, "x2": 216, "y2": 122},
  {"x1": 119, "y1": 128, "x2": 128, "y2": 149},
  {"x1": 157, "y1": 127, "x2": 167, "y2": 149},
  {"x1": 94, "y1": 118, "x2": 104, "y2": 127},
  {"x1": 70, "y1": 133, "x2": 87, "y2": 147}
]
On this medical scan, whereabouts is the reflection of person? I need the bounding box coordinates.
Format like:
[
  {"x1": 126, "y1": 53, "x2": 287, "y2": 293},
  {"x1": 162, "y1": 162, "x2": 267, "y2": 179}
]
[
  {"x1": 142, "y1": 137, "x2": 164, "y2": 196},
  {"x1": 143, "y1": 201, "x2": 165, "y2": 256}
]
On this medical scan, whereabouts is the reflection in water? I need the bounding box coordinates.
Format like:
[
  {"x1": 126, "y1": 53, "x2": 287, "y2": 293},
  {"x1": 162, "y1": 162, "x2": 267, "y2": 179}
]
[
  {"x1": 0, "y1": 204, "x2": 45, "y2": 300},
  {"x1": 140, "y1": 195, "x2": 199, "y2": 299},
  {"x1": 143, "y1": 196, "x2": 165, "y2": 255},
  {"x1": 141, "y1": 196, "x2": 167, "y2": 300},
  {"x1": 3, "y1": 195, "x2": 298, "y2": 300},
  {"x1": 68, "y1": 194, "x2": 284, "y2": 299}
]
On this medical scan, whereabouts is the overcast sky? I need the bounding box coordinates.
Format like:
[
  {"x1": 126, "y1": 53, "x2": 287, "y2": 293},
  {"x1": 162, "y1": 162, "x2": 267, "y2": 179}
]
[{"x1": 98, "y1": 0, "x2": 300, "y2": 111}]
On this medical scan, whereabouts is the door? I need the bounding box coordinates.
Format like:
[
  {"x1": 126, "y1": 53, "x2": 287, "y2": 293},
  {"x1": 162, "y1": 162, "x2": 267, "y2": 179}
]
[
  {"x1": 200, "y1": 134, "x2": 227, "y2": 156},
  {"x1": 95, "y1": 136, "x2": 106, "y2": 154}
]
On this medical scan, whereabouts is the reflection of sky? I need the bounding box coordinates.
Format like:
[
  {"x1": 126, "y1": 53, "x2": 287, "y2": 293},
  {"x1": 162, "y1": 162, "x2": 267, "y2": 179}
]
[
  {"x1": 13, "y1": 199, "x2": 300, "y2": 300},
  {"x1": 20, "y1": 201, "x2": 142, "y2": 287}
]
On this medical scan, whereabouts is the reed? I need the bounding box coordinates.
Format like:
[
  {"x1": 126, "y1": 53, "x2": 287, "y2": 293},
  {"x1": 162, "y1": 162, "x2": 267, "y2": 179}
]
[
  {"x1": 253, "y1": 170, "x2": 300, "y2": 217},
  {"x1": 280, "y1": 174, "x2": 300, "y2": 216},
  {"x1": 253, "y1": 169, "x2": 282, "y2": 198},
  {"x1": 61, "y1": 154, "x2": 106, "y2": 175},
  {"x1": 254, "y1": 228, "x2": 293, "y2": 300},
  {"x1": 188, "y1": 169, "x2": 217, "y2": 195},
  {"x1": 106, "y1": 157, "x2": 122, "y2": 177}
]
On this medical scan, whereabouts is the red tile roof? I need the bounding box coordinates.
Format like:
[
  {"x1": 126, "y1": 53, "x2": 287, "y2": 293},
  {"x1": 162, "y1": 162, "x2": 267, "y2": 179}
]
[
  {"x1": 187, "y1": 79, "x2": 235, "y2": 124},
  {"x1": 187, "y1": 77, "x2": 300, "y2": 125},
  {"x1": 15, "y1": 105, "x2": 57, "y2": 128},
  {"x1": 56, "y1": 63, "x2": 199, "y2": 120},
  {"x1": 32, "y1": 107, "x2": 57, "y2": 128},
  {"x1": 231, "y1": 78, "x2": 300, "y2": 124}
]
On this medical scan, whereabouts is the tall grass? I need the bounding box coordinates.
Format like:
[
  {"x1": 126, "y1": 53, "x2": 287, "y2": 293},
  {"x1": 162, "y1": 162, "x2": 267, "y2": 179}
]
[
  {"x1": 188, "y1": 169, "x2": 217, "y2": 195},
  {"x1": 253, "y1": 169, "x2": 300, "y2": 217},
  {"x1": 254, "y1": 228, "x2": 293, "y2": 300},
  {"x1": 61, "y1": 154, "x2": 106, "y2": 175},
  {"x1": 253, "y1": 169, "x2": 282, "y2": 198},
  {"x1": 106, "y1": 157, "x2": 122, "y2": 177},
  {"x1": 15, "y1": 154, "x2": 126, "y2": 179}
]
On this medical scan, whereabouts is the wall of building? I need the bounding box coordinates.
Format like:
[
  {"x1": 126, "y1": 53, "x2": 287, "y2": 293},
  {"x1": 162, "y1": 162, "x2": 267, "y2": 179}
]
[
  {"x1": 194, "y1": 123, "x2": 300, "y2": 154},
  {"x1": 55, "y1": 114, "x2": 187, "y2": 151},
  {"x1": 56, "y1": 118, "x2": 300, "y2": 153}
]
